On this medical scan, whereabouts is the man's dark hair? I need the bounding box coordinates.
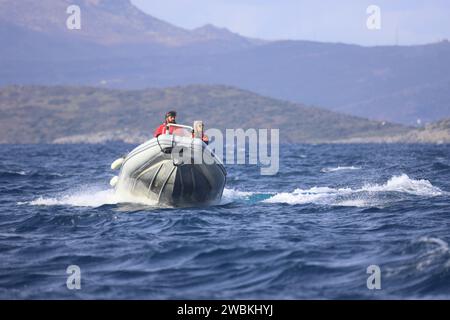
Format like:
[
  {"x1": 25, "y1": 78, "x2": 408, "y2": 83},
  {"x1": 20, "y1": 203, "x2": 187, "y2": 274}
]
[{"x1": 165, "y1": 111, "x2": 177, "y2": 118}]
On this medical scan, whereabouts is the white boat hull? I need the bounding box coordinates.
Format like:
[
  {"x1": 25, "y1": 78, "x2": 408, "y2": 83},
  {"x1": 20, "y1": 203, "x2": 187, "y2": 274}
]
[{"x1": 113, "y1": 134, "x2": 226, "y2": 207}]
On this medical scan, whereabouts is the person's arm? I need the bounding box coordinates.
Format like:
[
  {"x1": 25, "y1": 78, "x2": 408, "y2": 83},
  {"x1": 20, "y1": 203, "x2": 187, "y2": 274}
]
[{"x1": 154, "y1": 124, "x2": 164, "y2": 137}]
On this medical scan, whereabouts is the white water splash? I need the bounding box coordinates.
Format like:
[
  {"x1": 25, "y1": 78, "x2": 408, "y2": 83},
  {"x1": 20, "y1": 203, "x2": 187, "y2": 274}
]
[
  {"x1": 26, "y1": 186, "x2": 157, "y2": 208},
  {"x1": 361, "y1": 174, "x2": 444, "y2": 196},
  {"x1": 22, "y1": 175, "x2": 446, "y2": 209},
  {"x1": 321, "y1": 166, "x2": 361, "y2": 173},
  {"x1": 220, "y1": 188, "x2": 256, "y2": 205},
  {"x1": 264, "y1": 174, "x2": 446, "y2": 207},
  {"x1": 263, "y1": 186, "x2": 352, "y2": 206},
  {"x1": 25, "y1": 187, "x2": 258, "y2": 208}
]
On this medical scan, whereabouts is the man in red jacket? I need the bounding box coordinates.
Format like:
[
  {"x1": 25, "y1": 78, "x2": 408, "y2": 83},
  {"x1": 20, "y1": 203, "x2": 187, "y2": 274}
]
[
  {"x1": 154, "y1": 110, "x2": 209, "y2": 143},
  {"x1": 154, "y1": 110, "x2": 177, "y2": 137}
]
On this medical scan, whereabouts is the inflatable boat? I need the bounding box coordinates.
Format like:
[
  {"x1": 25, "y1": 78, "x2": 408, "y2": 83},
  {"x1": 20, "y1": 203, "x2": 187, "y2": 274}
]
[{"x1": 110, "y1": 122, "x2": 226, "y2": 207}]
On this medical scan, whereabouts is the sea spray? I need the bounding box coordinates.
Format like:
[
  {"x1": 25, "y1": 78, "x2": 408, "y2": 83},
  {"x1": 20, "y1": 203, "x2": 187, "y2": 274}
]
[
  {"x1": 263, "y1": 174, "x2": 446, "y2": 206},
  {"x1": 28, "y1": 185, "x2": 157, "y2": 208}
]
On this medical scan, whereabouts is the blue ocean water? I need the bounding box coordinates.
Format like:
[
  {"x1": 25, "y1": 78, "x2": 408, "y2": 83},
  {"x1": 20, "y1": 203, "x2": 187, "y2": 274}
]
[{"x1": 1, "y1": 143, "x2": 450, "y2": 299}]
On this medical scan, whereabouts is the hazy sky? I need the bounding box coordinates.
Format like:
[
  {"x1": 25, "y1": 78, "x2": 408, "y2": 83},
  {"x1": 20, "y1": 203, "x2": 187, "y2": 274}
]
[{"x1": 131, "y1": 0, "x2": 450, "y2": 46}]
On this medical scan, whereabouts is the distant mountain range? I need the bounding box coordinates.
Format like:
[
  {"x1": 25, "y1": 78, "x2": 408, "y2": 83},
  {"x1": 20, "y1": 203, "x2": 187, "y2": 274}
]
[
  {"x1": 1, "y1": 0, "x2": 450, "y2": 125},
  {"x1": 0, "y1": 0, "x2": 254, "y2": 46},
  {"x1": 2, "y1": 84, "x2": 449, "y2": 145}
]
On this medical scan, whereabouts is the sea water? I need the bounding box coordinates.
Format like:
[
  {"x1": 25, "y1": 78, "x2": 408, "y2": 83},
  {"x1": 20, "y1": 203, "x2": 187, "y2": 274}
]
[{"x1": 1, "y1": 143, "x2": 449, "y2": 299}]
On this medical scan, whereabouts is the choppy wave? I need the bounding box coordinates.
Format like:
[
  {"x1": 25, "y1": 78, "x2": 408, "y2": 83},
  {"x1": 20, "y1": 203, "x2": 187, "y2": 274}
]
[
  {"x1": 321, "y1": 166, "x2": 361, "y2": 173},
  {"x1": 415, "y1": 237, "x2": 450, "y2": 271},
  {"x1": 418, "y1": 236, "x2": 449, "y2": 252},
  {"x1": 264, "y1": 174, "x2": 446, "y2": 206},
  {"x1": 22, "y1": 175, "x2": 446, "y2": 209},
  {"x1": 25, "y1": 187, "x2": 259, "y2": 208},
  {"x1": 0, "y1": 169, "x2": 64, "y2": 179},
  {"x1": 221, "y1": 188, "x2": 255, "y2": 204},
  {"x1": 3, "y1": 143, "x2": 450, "y2": 299},
  {"x1": 25, "y1": 187, "x2": 157, "y2": 208},
  {"x1": 0, "y1": 170, "x2": 27, "y2": 177},
  {"x1": 382, "y1": 236, "x2": 450, "y2": 294},
  {"x1": 361, "y1": 174, "x2": 444, "y2": 196}
]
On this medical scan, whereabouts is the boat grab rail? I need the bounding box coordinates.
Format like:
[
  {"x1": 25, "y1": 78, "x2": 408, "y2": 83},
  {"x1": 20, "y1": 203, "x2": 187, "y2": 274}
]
[{"x1": 166, "y1": 124, "x2": 194, "y2": 132}]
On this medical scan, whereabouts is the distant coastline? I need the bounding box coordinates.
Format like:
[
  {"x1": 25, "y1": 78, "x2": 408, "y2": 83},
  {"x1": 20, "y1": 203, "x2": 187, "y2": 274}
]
[
  {"x1": 1, "y1": 85, "x2": 449, "y2": 145},
  {"x1": 0, "y1": 85, "x2": 450, "y2": 144}
]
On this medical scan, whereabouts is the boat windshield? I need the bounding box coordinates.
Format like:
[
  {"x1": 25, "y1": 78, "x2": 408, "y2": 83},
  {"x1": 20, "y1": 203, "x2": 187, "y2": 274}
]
[{"x1": 168, "y1": 124, "x2": 193, "y2": 137}]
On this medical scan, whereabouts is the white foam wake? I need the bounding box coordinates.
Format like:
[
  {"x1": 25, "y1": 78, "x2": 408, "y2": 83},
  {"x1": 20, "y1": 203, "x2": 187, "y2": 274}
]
[
  {"x1": 26, "y1": 186, "x2": 157, "y2": 208},
  {"x1": 22, "y1": 175, "x2": 446, "y2": 208},
  {"x1": 25, "y1": 187, "x2": 256, "y2": 208},
  {"x1": 220, "y1": 188, "x2": 256, "y2": 205},
  {"x1": 360, "y1": 174, "x2": 443, "y2": 196},
  {"x1": 321, "y1": 166, "x2": 361, "y2": 173},
  {"x1": 263, "y1": 186, "x2": 352, "y2": 206},
  {"x1": 264, "y1": 174, "x2": 446, "y2": 207}
]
